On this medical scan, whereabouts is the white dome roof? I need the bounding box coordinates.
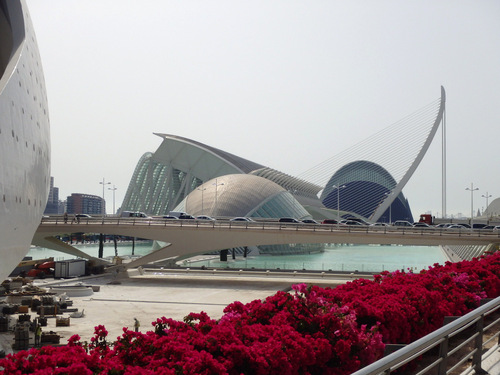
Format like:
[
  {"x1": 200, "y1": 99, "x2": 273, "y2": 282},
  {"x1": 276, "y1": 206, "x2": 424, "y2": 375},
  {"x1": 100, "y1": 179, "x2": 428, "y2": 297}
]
[{"x1": 184, "y1": 174, "x2": 286, "y2": 217}]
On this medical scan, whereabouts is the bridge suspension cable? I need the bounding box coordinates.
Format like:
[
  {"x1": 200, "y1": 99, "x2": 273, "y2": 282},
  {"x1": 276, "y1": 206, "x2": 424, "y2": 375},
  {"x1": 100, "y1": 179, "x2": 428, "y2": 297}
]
[{"x1": 297, "y1": 87, "x2": 445, "y2": 221}]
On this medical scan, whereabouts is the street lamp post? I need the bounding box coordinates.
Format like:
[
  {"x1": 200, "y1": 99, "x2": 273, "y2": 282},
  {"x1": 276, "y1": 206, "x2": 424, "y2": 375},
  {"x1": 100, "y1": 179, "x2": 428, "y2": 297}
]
[
  {"x1": 482, "y1": 192, "x2": 492, "y2": 215},
  {"x1": 213, "y1": 179, "x2": 224, "y2": 217},
  {"x1": 99, "y1": 178, "x2": 111, "y2": 215},
  {"x1": 333, "y1": 184, "x2": 346, "y2": 223},
  {"x1": 197, "y1": 186, "x2": 207, "y2": 215},
  {"x1": 108, "y1": 185, "x2": 117, "y2": 215},
  {"x1": 465, "y1": 183, "x2": 479, "y2": 228}
]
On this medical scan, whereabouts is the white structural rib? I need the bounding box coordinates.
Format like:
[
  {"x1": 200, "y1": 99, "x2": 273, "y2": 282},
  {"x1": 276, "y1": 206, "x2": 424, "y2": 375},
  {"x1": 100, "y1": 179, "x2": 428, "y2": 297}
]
[{"x1": 370, "y1": 86, "x2": 446, "y2": 222}]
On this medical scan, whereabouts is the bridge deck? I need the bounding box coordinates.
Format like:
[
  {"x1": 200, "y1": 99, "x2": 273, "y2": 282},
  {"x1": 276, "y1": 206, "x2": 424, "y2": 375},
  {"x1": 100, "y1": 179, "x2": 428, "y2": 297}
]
[{"x1": 34, "y1": 218, "x2": 500, "y2": 269}]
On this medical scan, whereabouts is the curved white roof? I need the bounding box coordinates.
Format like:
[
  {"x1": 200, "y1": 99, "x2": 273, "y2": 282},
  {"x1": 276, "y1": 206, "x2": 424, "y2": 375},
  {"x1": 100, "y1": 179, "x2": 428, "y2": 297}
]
[{"x1": 183, "y1": 174, "x2": 287, "y2": 217}]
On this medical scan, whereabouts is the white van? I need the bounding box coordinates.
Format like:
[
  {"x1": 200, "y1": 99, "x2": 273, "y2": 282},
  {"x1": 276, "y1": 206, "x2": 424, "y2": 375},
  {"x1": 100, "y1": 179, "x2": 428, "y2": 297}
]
[
  {"x1": 168, "y1": 211, "x2": 188, "y2": 218},
  {"x1": 120, "y1": 211, "x2": 150, "y2": 218}
]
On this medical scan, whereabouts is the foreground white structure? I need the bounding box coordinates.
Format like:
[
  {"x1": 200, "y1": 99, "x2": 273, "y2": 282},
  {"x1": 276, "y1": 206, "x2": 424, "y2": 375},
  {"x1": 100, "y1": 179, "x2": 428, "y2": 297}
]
[{"x1": 0, "y1": 0, "x2": 51, "y2": 281}]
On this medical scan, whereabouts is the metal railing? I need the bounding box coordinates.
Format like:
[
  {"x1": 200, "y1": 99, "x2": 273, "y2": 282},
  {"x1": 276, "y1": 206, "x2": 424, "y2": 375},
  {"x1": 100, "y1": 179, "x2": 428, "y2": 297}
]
[
  {"x1": 352, "y1": 296, "x2": 500, "y2": 375},
  {"x1": 39, "y1": 216, "x2": 500, "y2": 241}
]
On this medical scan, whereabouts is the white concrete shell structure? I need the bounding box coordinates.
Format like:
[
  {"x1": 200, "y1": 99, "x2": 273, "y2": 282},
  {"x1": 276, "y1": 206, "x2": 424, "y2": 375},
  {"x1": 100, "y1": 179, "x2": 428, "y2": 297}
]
[
  {"x1": 483, "y1": 198, "x2": 500, "y2": 219},
  {"x1": 121, "y1": 133, "x2": 324, "y2": 216},
  {"x1": 0, "y1": 0, "x2": 51, "y2": 281}
]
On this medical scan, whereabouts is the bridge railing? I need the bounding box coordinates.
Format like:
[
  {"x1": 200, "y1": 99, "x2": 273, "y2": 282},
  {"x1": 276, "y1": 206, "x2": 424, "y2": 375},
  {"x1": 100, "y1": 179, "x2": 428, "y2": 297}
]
[
  {"x1": 39, "y1": 217, "x2": 500, "y2": 241},
  {"x1": 351, "y1": 296, "x2": 500, "y2": 375}
]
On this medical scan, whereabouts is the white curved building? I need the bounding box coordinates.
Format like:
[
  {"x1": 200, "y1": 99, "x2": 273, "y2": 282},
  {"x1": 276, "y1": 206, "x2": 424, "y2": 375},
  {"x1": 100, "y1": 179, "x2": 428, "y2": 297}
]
[
  {"x1": 177, "y1": 174, "x2": 311, "y2": 219},
  {"x1": 484, "y1": 198, "x2": 500, "y2": 219},
  {"x1": 120, "y1": 135, "x2": 326, "y2": 255},
  {"x1": 0, "y1": 0, "x2": 51, "y2": 281},
  {"x1": 121, "y1": 133, "x2": 322, "y2": 216}
]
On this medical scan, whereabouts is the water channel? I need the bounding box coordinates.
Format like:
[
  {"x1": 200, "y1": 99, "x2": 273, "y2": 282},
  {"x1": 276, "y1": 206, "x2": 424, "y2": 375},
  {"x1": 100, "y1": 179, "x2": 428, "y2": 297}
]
[{"x1": 27, "y1": 242, "x2": 447, "y2": 273}]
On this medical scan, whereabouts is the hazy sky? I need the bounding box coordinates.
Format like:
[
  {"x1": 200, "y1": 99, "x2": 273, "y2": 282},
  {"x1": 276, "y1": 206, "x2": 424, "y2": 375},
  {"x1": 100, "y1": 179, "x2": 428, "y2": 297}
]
[{"x1": 26, "y1": 0, "x2": 500, "y2": 218}]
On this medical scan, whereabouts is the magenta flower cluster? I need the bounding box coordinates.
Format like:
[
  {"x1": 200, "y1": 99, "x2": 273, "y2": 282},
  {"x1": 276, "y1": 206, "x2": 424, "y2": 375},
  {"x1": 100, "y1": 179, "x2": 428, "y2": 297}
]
[{"x1": 1, "y1": 252, "x2": 500, "y2": 374}]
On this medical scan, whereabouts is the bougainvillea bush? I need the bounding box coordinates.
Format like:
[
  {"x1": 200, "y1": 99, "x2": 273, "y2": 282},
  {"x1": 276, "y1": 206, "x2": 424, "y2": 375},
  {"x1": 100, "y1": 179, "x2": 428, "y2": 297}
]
[{"x1": 1, "y1": 251, "x2": 500, "y2": 374}]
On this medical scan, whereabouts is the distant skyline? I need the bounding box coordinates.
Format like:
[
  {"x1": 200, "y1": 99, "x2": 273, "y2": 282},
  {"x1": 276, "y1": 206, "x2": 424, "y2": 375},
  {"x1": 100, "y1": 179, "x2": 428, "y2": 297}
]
[{"x1": 26, "y1": 0, "x2": 500, "y2": 217}]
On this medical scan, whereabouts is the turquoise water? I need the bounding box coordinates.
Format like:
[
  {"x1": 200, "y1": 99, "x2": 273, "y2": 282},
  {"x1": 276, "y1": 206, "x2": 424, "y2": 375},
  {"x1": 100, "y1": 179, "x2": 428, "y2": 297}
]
[
  {"x1": 27, "y1": 243, "x2": 447, "y2": 273},
  {"x1": 182, "y1": 244, "x2": 447, "y2": 273},
  {"x1": 27, "y1": 241, "x2": 154, "y2": 261}
]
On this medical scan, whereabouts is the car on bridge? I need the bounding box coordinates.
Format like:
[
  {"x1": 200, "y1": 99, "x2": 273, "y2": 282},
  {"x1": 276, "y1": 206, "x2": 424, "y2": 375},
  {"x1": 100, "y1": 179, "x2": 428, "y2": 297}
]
[
  {"x1": 230, "y1": 217, "x2": 254, "y2": 222},
  {"x1": 446, "y1": 224, "x2": 468, "y2": 229},
  {"x1": 75, "y1": 214, "x2": 92, "y2": 219},
  {"x1": 370, "y1": 222, "x2": 389, "y2": 227},
  {"x1": 472, "y1": 223, "x2": 488, "y2": 229},
  {"x1": 483, "y1": 225, "x2": 500, "y2": 231},
  {"x1": 178, "y1": 214, "x2": 196, "y2": 220},
  {"x1": 344, "y1": 220, "x2": 363, "y2": 226},
  {"x1": 393, "y1": 220, "x2": 413, "y2": 227},
  {"x1": 321, "y1": 219, "x2": 339, "y2": 225},
  {"x1": 413, "y1": 222, "x2": 432, "y2": 228},
  {"x1": 196, "y1": 215, "x2": 215, "y2": 221},
  {"x1": 301, "y1": 219, "x2": 319, "y2": 224},
  {"x1": 121, "y1": 211, "x2": 151, "y2": 219},
  {"x1": 435, "y1": 223, "x2": 453, "y2": 228},
  {"x1": 278, "y1": 217, "x2": 301, "y2": 223},
  {"x1": 162, "y1": 215, "x2": 178, "y2": 220}
]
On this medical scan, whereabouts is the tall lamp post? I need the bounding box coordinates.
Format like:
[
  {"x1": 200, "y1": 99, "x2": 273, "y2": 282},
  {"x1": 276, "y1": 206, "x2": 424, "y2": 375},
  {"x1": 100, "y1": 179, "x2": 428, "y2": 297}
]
[
  {"x1": 213, "y1": 179, "x2": 224, "y2": 217},
  {"x1": 465, "y1": 183, "x2": 478, "y2": 228},
  {"x1": 108, "y1": 185, "x2": 117, "y2": 215},
  {"x1": 333, "y1": 184, "x2": 346, "y2": 223},
  {"x1": 197, "y1": 186, "x2": 207, "y2": 215},
  {"x1": 482, "y1": 192, "x2": 492, "y2": 215},
  {"x1": 99, "y1": 178, "x2": 111, "y2": 215}
]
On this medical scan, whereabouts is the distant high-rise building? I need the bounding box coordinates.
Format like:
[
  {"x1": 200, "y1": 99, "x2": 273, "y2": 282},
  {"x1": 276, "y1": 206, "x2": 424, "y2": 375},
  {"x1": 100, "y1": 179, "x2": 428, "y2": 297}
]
[
  {"x1": 66, "y1": 193, "x2": 104, "y2": 215},
  {"x1": 44, "y1": 177, "x2": 61, "y2": 214}
]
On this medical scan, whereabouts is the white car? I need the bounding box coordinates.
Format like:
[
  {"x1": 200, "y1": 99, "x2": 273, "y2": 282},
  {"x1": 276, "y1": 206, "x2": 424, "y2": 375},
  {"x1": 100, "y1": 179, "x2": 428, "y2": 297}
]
[
  {"x1": 446, "y1": 224, "x2": 467, "y2": 229},
  {"x1": 196, "y1": 215, "x2": 215, "y2": 221},
  {"x1": 230, "y1": 217, "x2": 254, "y2": 222},
  {"x1": 370, "y1": 222, "x2": 389, "y2": 227},
  {"x1": 393, "y1": 220, "x2": 413, "y2": 227}
]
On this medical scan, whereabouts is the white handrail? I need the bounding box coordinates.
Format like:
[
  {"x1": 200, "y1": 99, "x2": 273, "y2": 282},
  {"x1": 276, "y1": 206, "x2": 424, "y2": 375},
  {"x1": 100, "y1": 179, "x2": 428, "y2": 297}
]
[{"x1": 352, "y1": 296, "x2": 500, "y2": 375}]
